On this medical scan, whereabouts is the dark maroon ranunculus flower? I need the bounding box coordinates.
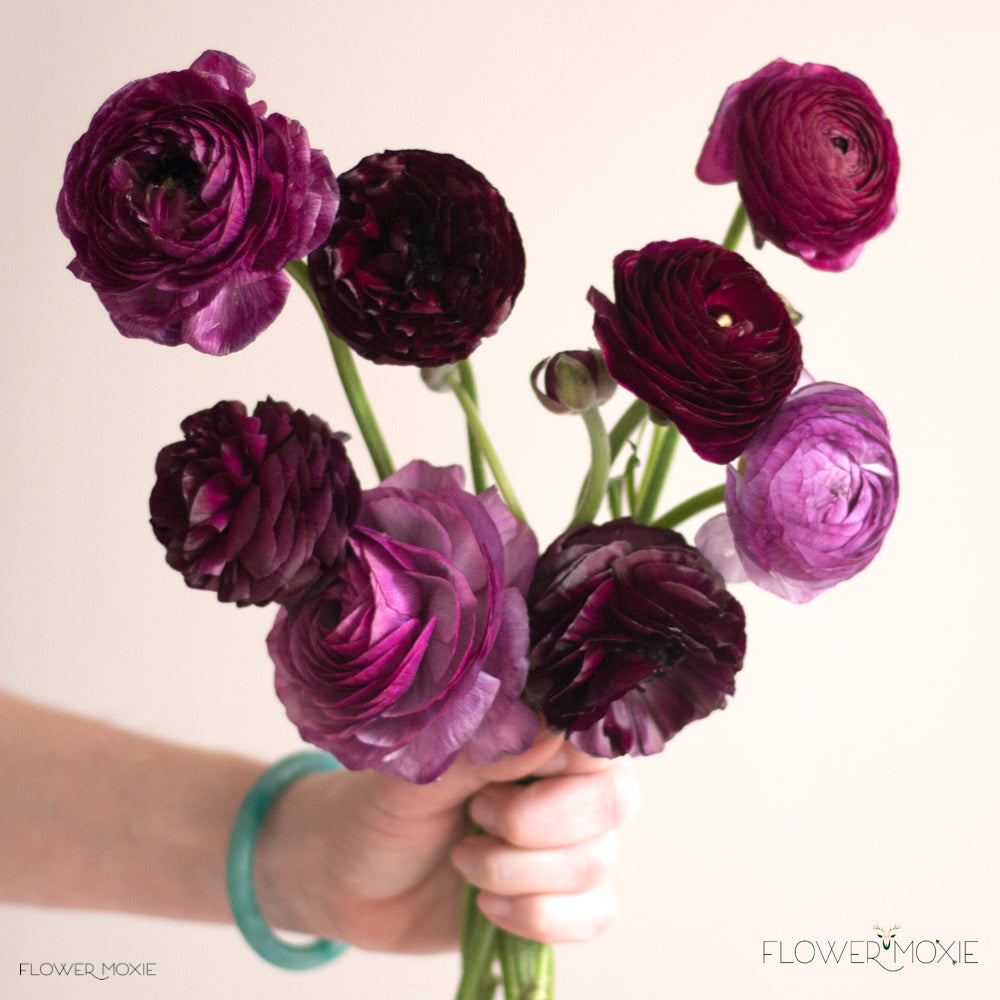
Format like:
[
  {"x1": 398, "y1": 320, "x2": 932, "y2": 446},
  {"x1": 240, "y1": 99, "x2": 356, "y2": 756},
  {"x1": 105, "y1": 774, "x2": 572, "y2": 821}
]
[
  {"x1": 588, "y1": 239, "x2": 802, "y2": 464},
  {"x1": 57, "y1": 51, "x2": 339, "y2": 354},
  {"x1": 696, "y1": 380, "x2": 899, "y2": 602},
  {"x1": 696, "y1": 58, "x2": 899, "y2": 271},
  {"x1": 268, "y1": 461, "x2": 539, "y2": 784},
  {"x1": 526, "y1": 519, "x2": 746, "y2": 758},
  {"x1": 150, "y1": 399, "x2": 360, "y2": 607},
  {"x1": 307, "y1": 149, "x2": 525, "y2": 367}
]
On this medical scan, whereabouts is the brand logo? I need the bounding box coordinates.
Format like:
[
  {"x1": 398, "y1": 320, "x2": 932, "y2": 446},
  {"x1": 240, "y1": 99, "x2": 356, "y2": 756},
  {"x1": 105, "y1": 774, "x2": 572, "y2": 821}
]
[
  {"x1": 762, "y1": 922, "x2": 977, "y2": 973},
  {"x1": 18, "y1": 962, "x2": 156, "y2": 981},
  {"x1": 873, "y1": 923, "x2": 900, "y2": 950}
]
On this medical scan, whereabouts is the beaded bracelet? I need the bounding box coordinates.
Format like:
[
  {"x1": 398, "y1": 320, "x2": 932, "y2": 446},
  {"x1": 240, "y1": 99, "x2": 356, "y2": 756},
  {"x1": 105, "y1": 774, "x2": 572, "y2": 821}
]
[{"x1": 226, "y1": 750, "x2": 349, "y2": 970}]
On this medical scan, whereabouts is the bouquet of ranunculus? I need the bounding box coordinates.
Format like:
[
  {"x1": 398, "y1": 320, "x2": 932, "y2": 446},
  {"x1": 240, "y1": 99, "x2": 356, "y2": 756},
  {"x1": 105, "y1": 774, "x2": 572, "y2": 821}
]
[{"x1": 58, "y1": 51, "x2": 900, "y2": 999}]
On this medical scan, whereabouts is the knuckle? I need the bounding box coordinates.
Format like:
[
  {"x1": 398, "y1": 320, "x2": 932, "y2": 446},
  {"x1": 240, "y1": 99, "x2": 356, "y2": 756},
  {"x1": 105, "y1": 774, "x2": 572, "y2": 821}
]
[
  {"x1": 495, "y1": 794, "x2": 535, "y2": 847},
  {"x1": 477, "y1": 850, "x2": 510, "y2": 893},
  {"x1": 575, "y1": 832, "x2": 619, "y2": 888},
  {"x1": 519, "y1": 894, "x2": 558, "y2": 941}
]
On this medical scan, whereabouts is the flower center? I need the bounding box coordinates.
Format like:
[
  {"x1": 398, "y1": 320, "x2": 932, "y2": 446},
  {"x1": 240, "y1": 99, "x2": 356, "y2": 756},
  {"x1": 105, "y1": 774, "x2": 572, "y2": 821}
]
[
  {"x1": 643, "y1": 637, "x2": 683, "y2": 669},
  {"x1": 630, "y1": 639, "x2": 683, "y2": 692},
  {"x1": 403, "y1": 217, "x2": 446, "y2": 287},
  {"x1": 146, "y1": 153, "x2": 204, "y2": 194}
]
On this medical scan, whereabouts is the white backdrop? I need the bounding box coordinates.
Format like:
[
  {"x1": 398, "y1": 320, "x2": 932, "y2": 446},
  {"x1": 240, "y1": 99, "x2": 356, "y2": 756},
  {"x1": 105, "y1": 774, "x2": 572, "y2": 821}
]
[{"x1": 2, "y1": 1, "x2": 997, "y2": 998}]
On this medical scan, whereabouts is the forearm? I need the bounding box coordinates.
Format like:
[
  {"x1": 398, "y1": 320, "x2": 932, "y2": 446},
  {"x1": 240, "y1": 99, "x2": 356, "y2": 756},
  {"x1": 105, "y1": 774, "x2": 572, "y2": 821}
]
[
  {"x1": 0, "y1": 692, "x2": 634, "y2": 953},
  {"x1": 0, "y1": 692, "x2": 262, "y2": 924}
]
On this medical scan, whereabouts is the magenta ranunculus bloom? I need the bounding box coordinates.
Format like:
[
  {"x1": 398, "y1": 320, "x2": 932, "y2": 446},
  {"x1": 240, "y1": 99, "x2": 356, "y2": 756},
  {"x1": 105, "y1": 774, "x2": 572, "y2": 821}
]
[
  {"x1": 696, "y1": 381, "x2": 899, "y2": 603},
  {"x1": 57, "y1": 51, "x2": 339, "y2": 355},
  {"x1": 268, "y1": 461, "x2": 540, "y2": 783},
  {"x1": 150, "y1": 399, "x2": 360, "y2": 607},
  {"x1": 696, "y1": 58, "x2": 899, "y2": 271},
  {"x1": 589, "y1": 239, "x2": 802, "y2": 464},
  {"x1": 307, "y1": 149, "x2": 526, "y2": 367},
  {"x1": 526, "y1": 519, "x2": 746, "y2": 758}
]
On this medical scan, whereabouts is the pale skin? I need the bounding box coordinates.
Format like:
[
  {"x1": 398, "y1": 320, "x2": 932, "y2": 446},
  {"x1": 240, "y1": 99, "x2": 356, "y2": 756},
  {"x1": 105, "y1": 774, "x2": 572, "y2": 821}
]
[{"x1": 0, "y1": 691, "x2": 639, "y2": 952}]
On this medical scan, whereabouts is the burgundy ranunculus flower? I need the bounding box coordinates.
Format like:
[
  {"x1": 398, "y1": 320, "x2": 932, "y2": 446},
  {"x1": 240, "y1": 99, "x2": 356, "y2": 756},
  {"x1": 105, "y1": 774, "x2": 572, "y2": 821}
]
[
  {"x1": 268, "y1": 461, "x2": 539, "y2": 783},
  {"x1": 57, "y1": 51, "x2": 339, "y2": 355},
  {"x1": 150, "y1": 399, "x2": 360, "y2": 607},
  {"x1": 307, "y1": 149, "x2": 525, "y2": 367},
  {"x1": 696, "y1": 381, "x2": 899, "y2": 602},
  {"x1": 526, "y1": 519, "x2": 746, "y2": 758},
  {"x1": 589, "y1": 239, "x2": 802, "y2": 464},
  {"x1": 696, "y1": 58, "x2": 899, "y2": 271}
]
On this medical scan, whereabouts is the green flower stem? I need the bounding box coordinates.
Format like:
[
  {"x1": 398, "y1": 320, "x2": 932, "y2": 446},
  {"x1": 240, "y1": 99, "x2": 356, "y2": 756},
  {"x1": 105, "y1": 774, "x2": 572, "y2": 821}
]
[
  {"x1": 496, "y1": 932, "x2": 524, "y2": 998},
  {"x1": 653, "y1": 483, "x2": 726, "y2": 530},
  {"x1": 444, "y1": 372, "x2": 526, "y2": 522},
  {"x1": 607, "y1": 476, "x2": 624, "y2": 520},
  {"x1": 722, "y1": 201, "x2": 748, "y2": 252},
  {"x1": 455, "y1": 893, "x2": 499, "y2": 1000},
  {"x1": 458, "y1": 359, "x2": 488, "y2": 494},
  {"x1": 569, "y1": 406, "x2": 611, "y2": 529},
  {"x1": 533, "y1": 940, "x2": 555, "y2": 1000},
  {"x1": 608, "y1": 398, "x2": 649, "y2": 464},
  {"x1": 634, "y1": 422, "x2": 679, "y2": 524},
  {"x1": 497, "y1": 932, "x2": 554, "y2": 1000},
  {"x1": 285, "y1": 260, "x2": 395, "y2": 481},
  {"x1": 625, "y1": 453, "x2": 640, "y2": 516}
]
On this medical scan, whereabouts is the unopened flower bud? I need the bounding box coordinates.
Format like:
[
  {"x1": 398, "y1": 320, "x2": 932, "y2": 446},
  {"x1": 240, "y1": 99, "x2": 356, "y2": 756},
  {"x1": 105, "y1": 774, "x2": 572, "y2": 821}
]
[
  {"x1": 420, "y1": 363, "x2": 459, "y2": 392},
  {"x1": 531, "y1": 349, "x2": 616, "y2": 414}
]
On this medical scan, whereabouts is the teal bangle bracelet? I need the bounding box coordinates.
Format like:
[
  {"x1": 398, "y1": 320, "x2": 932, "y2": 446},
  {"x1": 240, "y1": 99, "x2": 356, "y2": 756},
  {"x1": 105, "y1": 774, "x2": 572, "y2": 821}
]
[{"x1": 226, "y1": 750, "x2": 348, "y2": 970}]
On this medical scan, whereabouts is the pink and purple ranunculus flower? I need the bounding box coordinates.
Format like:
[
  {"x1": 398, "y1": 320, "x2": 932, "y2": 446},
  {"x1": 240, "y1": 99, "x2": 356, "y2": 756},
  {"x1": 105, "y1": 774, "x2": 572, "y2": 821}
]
[
  {"x1": 149, "y1": 399, "x2": 360, "y2": 607},
  {"x1": 696, "y1": 381, "x2": 899, "y2": 602},
  {"x1": 307, "y1": 149, "x2": 526, "y2": 367},
  {"x1": 589, "y1": 239, "x2": 802, "y2": 464},
  {"x1": 526, "y1": 520, "x2": 746, "y2": 758},
  {"x1": 268, "y1": 461, "x2": 540, "y2": 783},
  {"x1": 57, "y1": 51, "x2": 338, "y2": 355},
  {"x1": 696, "y1": 58, "x2": 899, "y2": 271}
]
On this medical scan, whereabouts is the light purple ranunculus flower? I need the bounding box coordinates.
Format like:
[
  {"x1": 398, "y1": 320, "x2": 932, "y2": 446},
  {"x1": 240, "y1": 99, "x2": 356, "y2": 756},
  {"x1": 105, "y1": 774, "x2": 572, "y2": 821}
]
[
  {"x1": 696, "y1": 381, "x2": 899, "y2": 603},
  {"x1": 268, "y1": 461, "x2": 540, "y2": 783},
  {"x1": 57, "y1": 51, "x2": 339, "y2": 355},
  {"x1": 696, "y1": 59, "x2": 899, "y2": 271}
]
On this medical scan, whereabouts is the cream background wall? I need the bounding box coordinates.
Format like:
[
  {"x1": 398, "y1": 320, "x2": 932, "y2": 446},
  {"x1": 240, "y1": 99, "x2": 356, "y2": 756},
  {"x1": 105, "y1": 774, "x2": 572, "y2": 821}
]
[{"x1": 1, "y1": 1, "x2": 996, "y2": 997}]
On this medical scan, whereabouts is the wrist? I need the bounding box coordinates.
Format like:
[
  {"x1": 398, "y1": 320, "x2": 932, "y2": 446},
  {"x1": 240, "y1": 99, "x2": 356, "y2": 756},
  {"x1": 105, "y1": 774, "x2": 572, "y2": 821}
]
[{"x1": 251, "y1": 768, "x2": 347, "y2": 938}]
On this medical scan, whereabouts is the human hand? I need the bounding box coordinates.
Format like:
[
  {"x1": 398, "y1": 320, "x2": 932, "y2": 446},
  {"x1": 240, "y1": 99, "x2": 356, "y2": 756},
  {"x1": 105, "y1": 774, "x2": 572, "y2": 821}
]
[{"x1": 254, "y1": 732, "x2": 640, "y2": 953}]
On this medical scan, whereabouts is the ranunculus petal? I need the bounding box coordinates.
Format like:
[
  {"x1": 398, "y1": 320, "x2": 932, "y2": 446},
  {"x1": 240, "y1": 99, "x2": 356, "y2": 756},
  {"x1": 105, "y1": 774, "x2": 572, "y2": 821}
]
[{"x1": 694, "y1": 512, "x2": 749, "y2": 584}]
